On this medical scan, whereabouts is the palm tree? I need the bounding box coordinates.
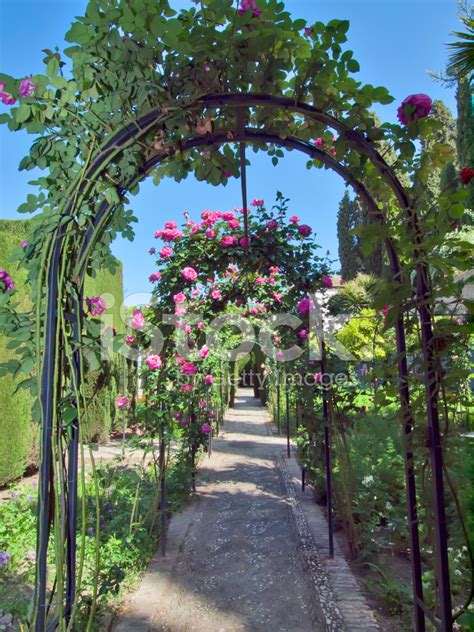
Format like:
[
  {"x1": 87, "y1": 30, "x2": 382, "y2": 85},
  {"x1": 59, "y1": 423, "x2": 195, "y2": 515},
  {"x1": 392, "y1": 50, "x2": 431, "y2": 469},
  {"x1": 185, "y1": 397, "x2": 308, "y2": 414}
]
[{"x1": 447, "y1": 4, "x2": 474, "y2": 80}]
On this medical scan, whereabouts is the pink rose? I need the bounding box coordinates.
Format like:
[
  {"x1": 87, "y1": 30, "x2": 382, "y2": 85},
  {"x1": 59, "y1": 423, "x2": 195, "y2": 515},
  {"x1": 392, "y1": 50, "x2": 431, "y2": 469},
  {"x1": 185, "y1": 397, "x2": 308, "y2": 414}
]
[
  {"x1": 159, "y1": 246, "x2": 173, "y2": 259},
  {"x1": 266, "y1": 220, "x2": 278, "y2": 230},
  {"x1": 397, "y1": 94, "x2": 432, "y2": 125},
  {"x1": 297, "y1": 298, "x2": 313, "y2": 314},
  {"x1": 116, "y1": 396, "x2": 129, "y2": 409},
  {"x1": 148, "y1": 247, "x2": 156, "y2": 255},
  {"x1": 222, "y1": 211, "x2": 235, "y2": 220},
  {"x1": 228, "y1": 219, "x2": 240, "y2": 229},
  {"x1": 149, "y1": 272, "x2": 161, "y2": 282},
  {"x1": 299, "y1": 329, "x2": 309, "y2": 339},
  {"x1": 182, "y1": 384, "x2": 193, "y2": 392},
  {"x1": 20, "y1": 240, "x2": 28, "y2": 249},
  {"x1": 201, "y1": 423, "x2": 212, "y2": 433},
  {"x1": 298, "y1": 224, "x2": 312, "y2": 238},
  {"x1": 211, "y1": 289, "x2": 221, "y2": 300},
  {"x1": 199, "y1": 344, "x2": 209, "y2": 359},
  {"x1": 314, "y1": 137, "x2": 324, "y2": 148},
  {"x1": 197, "y1": 321, "x2": 206, "y2": 330},
  {"x1": 131, "y1": 309, "x2": 145, "y2": 330},
  {"x1": 251, "y1": 198, "x2": 264, "y2": 207},
  {"x1": 86, "y1": 296, "x2": 106, "y2": 316},
  {"x1": 145, "y1": 354, "x2": 162, "y2": 370},
  {"x1": 205, "y1": 229, "x2": 216, "y2": 238},
  {"x1": 322, "y1": 275, "x2": 333, "y2": 288},
  {"x1": 125, "y1": 335, "x2": 135, "y2": 345},
  {"x1": 173, "y1": 292, "x2": 187, "y2": 304},
  {"x1": 255, "y1": 277, "x2": 266, "y2": 285},
  {"x1": 314, "y1": 372, "x2": 322, "y2": 383},
  {"x1": 204, "y1": 374, "x2": 214, "y2": 385},
  {"x1": 182, "y1": 266, "x2": 198, "y2": 282},
  {"x1": 19, "y1": 77, "x2": 36, "y2": 98},
  {"x1": 0, "y1": 83, "x2": 16, "y2": 105},
  {"x1": 220, "y1": 235, "x2": 236, "y2": 248},
  {"x1": 239, "y1": 236, "x2": 251, "y2": 248},
  {"x1": 289, "y1": 216, "x2": 300, "y2": 225},
  {"x1": 182, "y1": 362, "x2": 198, "y2": 375},
  {"x1": 199, "y1": 399, "x2": 207, "y2": 409},
  {"x1": 272, "y1": 292, "x2": 283, "y2": 303}
]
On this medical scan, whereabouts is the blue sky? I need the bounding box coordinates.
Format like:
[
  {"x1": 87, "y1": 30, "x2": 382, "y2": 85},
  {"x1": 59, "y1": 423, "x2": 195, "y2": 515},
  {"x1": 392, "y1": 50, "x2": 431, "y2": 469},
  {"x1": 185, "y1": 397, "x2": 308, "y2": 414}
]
[{"x1": 0, "y1": 0, "x2": 460, "y2": 302}]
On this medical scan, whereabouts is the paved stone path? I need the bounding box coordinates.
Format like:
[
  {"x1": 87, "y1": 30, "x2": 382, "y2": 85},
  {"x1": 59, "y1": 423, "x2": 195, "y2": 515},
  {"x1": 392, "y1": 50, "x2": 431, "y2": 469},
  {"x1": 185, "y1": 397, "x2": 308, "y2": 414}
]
[{"x1": 116, "y1": 389, "x2": 379, "y2": 632}]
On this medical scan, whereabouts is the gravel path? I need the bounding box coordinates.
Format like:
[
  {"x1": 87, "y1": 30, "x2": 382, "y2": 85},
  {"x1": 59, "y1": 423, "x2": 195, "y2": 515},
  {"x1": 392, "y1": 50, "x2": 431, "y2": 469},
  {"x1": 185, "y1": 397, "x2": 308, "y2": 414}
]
[{"x1": 117, "y1": 389, "x2": 377, "y2": 632}]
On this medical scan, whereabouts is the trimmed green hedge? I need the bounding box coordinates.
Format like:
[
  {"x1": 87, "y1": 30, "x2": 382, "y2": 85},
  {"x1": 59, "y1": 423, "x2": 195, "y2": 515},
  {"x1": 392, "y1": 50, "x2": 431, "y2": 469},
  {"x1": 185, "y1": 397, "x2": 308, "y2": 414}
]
[{"x1": 0, "y1": 220, "x2": 124, "y2": 485}]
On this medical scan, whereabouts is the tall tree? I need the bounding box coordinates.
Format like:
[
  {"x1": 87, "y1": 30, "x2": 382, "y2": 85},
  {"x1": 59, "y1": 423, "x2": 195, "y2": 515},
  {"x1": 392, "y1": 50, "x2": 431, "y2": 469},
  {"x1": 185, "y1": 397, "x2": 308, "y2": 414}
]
[
  {"x1": 456, "y1": 78, "x2": 474, "y2": 209},
  {"x1": 337, "y1": 191, "x2": 383, "y2": 280}
]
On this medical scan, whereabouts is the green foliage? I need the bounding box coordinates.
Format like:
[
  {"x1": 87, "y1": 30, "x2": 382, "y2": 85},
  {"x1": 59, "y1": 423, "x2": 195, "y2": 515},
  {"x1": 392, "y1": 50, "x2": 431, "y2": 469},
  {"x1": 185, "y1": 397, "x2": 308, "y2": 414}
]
[{"x1": 456, "y1": 78, "x2": 474, "y2": 210}]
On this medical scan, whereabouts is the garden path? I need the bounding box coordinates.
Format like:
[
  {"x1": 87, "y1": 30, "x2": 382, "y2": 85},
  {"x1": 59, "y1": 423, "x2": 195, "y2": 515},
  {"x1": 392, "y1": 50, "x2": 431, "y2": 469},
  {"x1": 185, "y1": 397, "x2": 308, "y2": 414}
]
[{"x1": 115, "y1": 389, "x2": 379, "y2": 632}]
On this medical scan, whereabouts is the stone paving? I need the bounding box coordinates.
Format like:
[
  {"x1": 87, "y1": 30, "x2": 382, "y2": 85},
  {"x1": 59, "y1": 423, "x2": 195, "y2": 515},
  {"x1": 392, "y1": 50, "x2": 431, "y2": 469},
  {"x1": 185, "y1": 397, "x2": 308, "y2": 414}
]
[{"x1": 115, "y1": 389, "x2": 379, "y2": 632}]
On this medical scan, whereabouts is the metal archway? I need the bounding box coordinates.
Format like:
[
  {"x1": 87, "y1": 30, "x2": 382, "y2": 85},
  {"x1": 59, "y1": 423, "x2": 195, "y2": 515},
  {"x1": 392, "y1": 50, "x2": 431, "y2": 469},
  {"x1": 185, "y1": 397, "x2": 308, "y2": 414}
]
[{"x1": 34, "y1": 93, "x2": 452, "y2": 632}]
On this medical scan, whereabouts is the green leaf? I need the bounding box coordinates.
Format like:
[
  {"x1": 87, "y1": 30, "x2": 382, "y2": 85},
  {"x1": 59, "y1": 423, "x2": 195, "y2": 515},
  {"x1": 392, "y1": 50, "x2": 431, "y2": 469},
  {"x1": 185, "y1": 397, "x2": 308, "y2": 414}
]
[
  {"x1": 15, "y1": 104, "x2": 31, "y2": 123},
  {"x1": 46, "y1": 57, "x2": 59, "y2": 79},
  {"x1": 347, "y1": 59, "x2": 360, "y2": 73},
  {"x1": 65, "y1": 22, "x2": 93, "y2": 44}
]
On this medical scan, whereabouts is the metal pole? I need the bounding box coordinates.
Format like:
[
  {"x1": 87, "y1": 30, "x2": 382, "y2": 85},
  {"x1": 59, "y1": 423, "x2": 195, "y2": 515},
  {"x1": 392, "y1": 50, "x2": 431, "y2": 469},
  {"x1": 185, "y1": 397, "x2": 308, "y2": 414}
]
[
  {"x1": 416, "y1": 271, "x2": 453, "y2": 631},
  {"x1": 122, "y1": 357, "x2": 127, "y2": 456},
  {"x1": 159, "y1": 429, "x2": 167, "y2": 556},
  {"x1": 285, "y1": 387, "x2": 291, "y2": 459},
  {"x1": 320, "y1": 340, "x2": 334, "y2": 558},
  {"x1": 276, "y1": 370, "x2": 281, "y2": 435}
]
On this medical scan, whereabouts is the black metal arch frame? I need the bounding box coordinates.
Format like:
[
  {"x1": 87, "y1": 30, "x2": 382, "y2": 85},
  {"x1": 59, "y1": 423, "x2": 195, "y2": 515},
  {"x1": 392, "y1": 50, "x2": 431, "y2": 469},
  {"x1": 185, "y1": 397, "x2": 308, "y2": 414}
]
[{"x1": 35, "y1": 93, "x2": 452, "y2": 631}]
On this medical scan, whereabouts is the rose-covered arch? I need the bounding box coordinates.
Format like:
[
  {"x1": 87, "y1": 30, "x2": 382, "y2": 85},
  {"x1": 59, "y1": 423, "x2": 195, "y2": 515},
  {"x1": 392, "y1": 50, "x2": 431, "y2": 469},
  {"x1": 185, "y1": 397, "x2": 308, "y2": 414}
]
[
  {"x1": 25, "y1": 94, "x2": 450, "y2": 632},
  {"x1": 0, "y1": 1, "x2": 467, "y2": 629}
]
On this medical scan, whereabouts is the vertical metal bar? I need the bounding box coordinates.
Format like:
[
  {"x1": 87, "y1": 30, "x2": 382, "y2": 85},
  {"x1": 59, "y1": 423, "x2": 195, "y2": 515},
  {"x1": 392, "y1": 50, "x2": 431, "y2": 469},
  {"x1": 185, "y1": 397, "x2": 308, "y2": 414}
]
[
  {"x1": 395, "y1": 313, "x2": 426, "y2": 632},
  {"x1": 34, "y1": 242, "x2": 62, "y2": 632},
  {"x1": 285, "y1": 387, "x2": 291, "y2": 459},
  {"x1": 276, "y1": 370, "x2": 281, "y2": 435},
  {"x1": 320, "y1": 340, "x2": 334, "y2": 558},
  {"x1": 65, "y1": 294, "x2": 82, "y2": 622},
  {"x1": 159, "y1": 428, "x2": 167, "y2": 557},
  {"x1": 416, "y1": 271, "x2": 453, "y2": 631}
]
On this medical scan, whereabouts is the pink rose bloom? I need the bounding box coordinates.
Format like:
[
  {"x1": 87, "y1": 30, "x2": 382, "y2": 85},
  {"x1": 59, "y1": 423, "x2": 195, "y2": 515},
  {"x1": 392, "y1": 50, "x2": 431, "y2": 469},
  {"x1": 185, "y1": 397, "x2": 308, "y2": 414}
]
[
  {"x1": 289, "y1": 216, "x2": 300, "y2": 224},
  {"x1": 205, "y1": 229, "x2": 216, "y2": 238},
  {"x1": 322, "y1": 275, "x2": 333, "y2": 288},
  {"x1": 160, "y1": 246, "x2": 173, "y2": 259},
  {"x1": 201, "y1": 423, "x2": 212, "y2": 433},
  {"x1": 162, "y1": 228, "x2": 184, "y2": 241},
  {"x1": 298, "y1": 224, "x2": 312, "y2": 237},
  {"x1": 0, "y1": 83, "x2": 16, "y2": 105},
  {"x1": 145, "y1": 354, "x2": 162, "y2": 370},
  {"x1": 250, "y1": 307, "x2": 259, "y2": 315},
  {"x1": 255, "y1": 277, "x2": 266, "y2": 285},
  {"x1": 204, "y1": 374, "x2": 214, "y2": 385},
  {"x1": 86, "y1": 296, "x2": 106, "y2": 316},
  {"x1": 180, "y1": 417, "x2": 191, "y2": 427},
  {"x1": 173, "y1": 292, "x2": 186, "y2": 304},
  {"x1": 149, "y1": 272, "x2": 161, "y2": 282},
  {"x1": 182, "y1": 384, "x2": 193, "y2": 392},
  {"x1": 20, "y1": 240, "x2": 28, "y2": 249},
  {"x1": 269, "y1": 266, "x2": 280, "y2": 275},
  {"x1": 228, "y1": 219, "x2": 240, "y2": 229},
  {"x1": 266, "y1": 220, "x2": 278, "y2": 230},
  {"x1": 19, "y1": 77, "x2": 36, "y2": 97},
  {"x1": 182, "y1": 266, "x2": 198, "y2": 282},
  {"x1": 273, "y1": 336, "x2": 280, "y2": 344},
  {"x1": 277, "y1": 351, "x2": 284, "y2": 360},
  {"x1": 220, "y1": 235, "x2": 236, "y2": 248},
  {"x1": 314, "y1": 372, "x2": 322, "y2": 383},
  {"x1": 222, "y1": 211, "x2": 235, "y2": 220},
  {"x1": 175, "y1": 355, "x2": 185, "y2": 364},
  {"x1": 208, "y1": 412, "x2": 215, "y2": 420},
  {"x1": 299, "y1": 329, "x2": 309, "y2": 339},
  {"x1": 272, "y1": 292, "x2": 283, "y2": 303},
  {"x1": 192, "y1": 289, "x2": 200, "y2": 297},
  {"x1": 199, "y1": 399, "x2": 207, "y2": 409},
  {"x1": 397, "y1": 94, "x2": 432, "y2": 125},
  {"x1": 211, "y1": 289, "x2": 221, "y2": 300},
  {"x1": 239, "y1": 236, "x2": 251, "y2": 248},
  {"x1": 116, "y1": 396, "x2": 129, "y2": 409},
  {"x1": 131, "y1": 309, "x2": 145, "y2": 330},
  {"x1": 182, "y1": 362, "x2": 198, "y2": 375},
  {"x1": 183, "y1": 324, "x2": 192, "y2": 334},
  {"x1": 297, "y1": 298, "x2": 313, "y2": 314},
  {"x1": 175, "y1": 305, "x2": 187, "y2": 315},
  {"x1": 268, "y1": 277, "x2": 276, "y2": 284},
  {"x1": 314, "y1": 137, "x2": 324, "y2": 148},
  {"x1": 199, "y1": 344, "x2": 209, "y2": 358},
  {"x1": 173, "y1": 411, "x2": 183, "y2": 420},
  {"x1": 165, "y1": 221, "x2": 177, "y2": 229},
  {"x1": 197, "y1": 321, "x2": 206, "y2": 330},
  {"x1": 148, "y1": 247, "x2": 156, "y2": 255},
  {"x1": 125, "y1": 335, "x2": 135, "y2": 345},
  {"x1": 251, "y1": 198, "x2": 264, "y2": 206}
]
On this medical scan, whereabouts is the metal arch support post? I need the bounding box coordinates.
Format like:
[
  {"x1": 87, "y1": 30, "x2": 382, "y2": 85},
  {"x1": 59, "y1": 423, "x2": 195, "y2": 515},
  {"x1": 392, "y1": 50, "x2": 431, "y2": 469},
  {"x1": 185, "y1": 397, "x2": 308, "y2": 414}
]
[{"x1": 320, "y1": 339, "x2": 334, "y2": 559}]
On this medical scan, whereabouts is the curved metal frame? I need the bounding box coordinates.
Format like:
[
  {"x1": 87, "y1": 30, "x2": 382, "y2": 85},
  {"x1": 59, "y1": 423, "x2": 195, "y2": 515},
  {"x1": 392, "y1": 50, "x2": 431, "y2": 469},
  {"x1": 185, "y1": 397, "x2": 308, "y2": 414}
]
[{"x1": 34, "y1": 93, "x2": 452, "y2": 632}]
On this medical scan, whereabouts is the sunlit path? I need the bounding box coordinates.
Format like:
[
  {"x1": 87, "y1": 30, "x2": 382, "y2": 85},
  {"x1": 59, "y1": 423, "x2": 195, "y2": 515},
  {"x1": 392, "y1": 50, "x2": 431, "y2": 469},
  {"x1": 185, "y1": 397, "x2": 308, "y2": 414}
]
[{"x1": 115, "y1": 389, "x2": 378, "y2": 632}]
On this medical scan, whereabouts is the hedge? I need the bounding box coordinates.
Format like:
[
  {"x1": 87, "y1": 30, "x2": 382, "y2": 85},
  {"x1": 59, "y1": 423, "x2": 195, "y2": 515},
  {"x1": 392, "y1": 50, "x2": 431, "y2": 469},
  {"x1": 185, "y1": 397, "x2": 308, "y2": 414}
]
[{"x1": 0, "y1": 220, "x2": 124, "y2": 485}]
